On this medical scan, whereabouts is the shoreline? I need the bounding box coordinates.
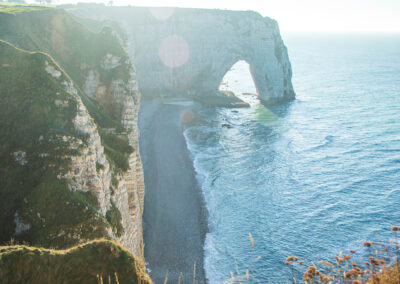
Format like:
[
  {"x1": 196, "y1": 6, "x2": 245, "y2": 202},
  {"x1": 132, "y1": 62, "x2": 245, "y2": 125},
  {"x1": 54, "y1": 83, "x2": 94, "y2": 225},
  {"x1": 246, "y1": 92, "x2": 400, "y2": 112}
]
[{"x1": 138, "y1": 100, "x2": 208, "y2": 283}]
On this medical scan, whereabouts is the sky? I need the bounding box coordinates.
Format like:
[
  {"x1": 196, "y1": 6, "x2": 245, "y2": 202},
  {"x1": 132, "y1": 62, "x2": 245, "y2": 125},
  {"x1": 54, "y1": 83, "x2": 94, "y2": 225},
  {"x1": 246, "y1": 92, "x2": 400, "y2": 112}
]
[{"x1": 52, "y1": 0, "x2": 400, "y2": 32}]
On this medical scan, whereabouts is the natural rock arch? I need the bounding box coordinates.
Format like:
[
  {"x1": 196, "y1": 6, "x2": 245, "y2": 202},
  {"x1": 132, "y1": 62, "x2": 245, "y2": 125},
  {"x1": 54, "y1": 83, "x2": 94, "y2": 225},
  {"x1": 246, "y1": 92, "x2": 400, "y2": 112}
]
[
  {"x1": 218, "y1": 60, "x2": 257, "y2": 92},
  {"x1": 69, "y1": 5, "x2": 295, "y2": 105}
]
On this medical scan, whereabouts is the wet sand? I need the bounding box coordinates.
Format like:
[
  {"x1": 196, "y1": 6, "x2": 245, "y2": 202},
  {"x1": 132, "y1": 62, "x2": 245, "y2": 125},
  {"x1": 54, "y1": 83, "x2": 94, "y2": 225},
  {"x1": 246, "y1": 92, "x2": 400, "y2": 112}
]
[{"x1": 138, "y1": 100, "x2": 207, "y2": 283}]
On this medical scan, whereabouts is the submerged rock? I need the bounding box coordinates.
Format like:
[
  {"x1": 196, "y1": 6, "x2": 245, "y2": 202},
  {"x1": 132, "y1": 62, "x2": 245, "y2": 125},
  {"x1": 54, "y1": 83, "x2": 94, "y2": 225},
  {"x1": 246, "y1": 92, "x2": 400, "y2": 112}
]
[{"x1": 222, "y1": 123, "x2": 233, "y2": 129}]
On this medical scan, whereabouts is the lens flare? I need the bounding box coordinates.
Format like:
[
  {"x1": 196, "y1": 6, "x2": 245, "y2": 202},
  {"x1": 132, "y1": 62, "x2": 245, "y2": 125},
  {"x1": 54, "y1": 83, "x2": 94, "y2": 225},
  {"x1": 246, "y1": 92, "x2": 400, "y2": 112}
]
[
  {"x1": 158, "y1": 35, "x2": 190, "y2": 68},
  {"x1": 180, "y1": 109, "x2": 194, "y2": 124}
]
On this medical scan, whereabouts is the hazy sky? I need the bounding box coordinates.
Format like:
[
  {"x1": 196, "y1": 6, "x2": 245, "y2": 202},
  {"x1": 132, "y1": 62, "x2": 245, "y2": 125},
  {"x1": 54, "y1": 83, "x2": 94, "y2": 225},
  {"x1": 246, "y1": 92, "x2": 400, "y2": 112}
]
[{"x1": 55, "y1": 0, "x2": 400, "y2": 32}]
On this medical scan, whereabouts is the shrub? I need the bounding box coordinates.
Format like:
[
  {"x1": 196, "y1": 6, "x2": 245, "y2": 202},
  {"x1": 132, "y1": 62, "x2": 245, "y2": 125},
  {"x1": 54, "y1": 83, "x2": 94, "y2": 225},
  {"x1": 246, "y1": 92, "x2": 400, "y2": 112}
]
[{"x1": 106, "y1": 202, "x2": 124, "y2": 238}]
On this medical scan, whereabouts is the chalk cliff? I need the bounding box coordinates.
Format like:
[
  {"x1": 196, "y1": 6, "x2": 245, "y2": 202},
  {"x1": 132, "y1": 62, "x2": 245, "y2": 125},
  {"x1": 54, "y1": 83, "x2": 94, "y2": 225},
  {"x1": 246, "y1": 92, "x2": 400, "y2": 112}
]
[
  {"x1": 0, "y1": 7, "x2": 144, "y2": 258},
  {"x1": 67, "y1": 5, "x2": 295, "y2": 105}
]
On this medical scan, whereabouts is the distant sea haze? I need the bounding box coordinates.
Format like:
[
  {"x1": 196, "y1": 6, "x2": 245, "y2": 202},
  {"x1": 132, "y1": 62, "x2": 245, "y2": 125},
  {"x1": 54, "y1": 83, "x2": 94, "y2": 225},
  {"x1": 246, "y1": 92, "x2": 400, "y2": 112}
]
[{"x1": 183, "y1": 33, "x2": 400, "y2": 282}]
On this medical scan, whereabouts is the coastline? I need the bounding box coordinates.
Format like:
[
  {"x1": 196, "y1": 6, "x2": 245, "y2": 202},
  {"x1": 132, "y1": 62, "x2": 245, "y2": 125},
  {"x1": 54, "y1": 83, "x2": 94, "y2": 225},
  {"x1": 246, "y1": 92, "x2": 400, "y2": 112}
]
[{"x1": 138, "y1": 100, "x2": 208, "y2": 283}]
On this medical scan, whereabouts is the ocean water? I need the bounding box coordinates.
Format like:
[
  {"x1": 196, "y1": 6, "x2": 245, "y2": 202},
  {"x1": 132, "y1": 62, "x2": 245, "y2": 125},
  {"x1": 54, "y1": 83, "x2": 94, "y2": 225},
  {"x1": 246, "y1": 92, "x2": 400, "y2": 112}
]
[{"x1": 183, "y1": 33, "x2": 400, "y2": 283}]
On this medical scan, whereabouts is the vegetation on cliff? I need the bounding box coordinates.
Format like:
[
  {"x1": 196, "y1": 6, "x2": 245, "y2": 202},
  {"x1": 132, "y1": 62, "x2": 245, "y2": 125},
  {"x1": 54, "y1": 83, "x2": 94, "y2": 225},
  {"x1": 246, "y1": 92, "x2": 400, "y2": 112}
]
[
  {"x1": 0, "y1": 3, "x2": 135, "y2": 172},
  {"x1": 0, "y1": 4, "x2": 138, "y2": 248},
  {"x1": 0, "y1": 3, "x2": 152, "y2": 280},
  {"x1": 0, "y1": 40, "x2": 111, "y2": 248},
  {"x1": 283, "y1": 226, "x2": 400, "y2": 284},
  {"x1": 0, "y1": 5, "x2": 150, "y2": 281},
  {"x1": 0, "y1": 3, "x2": 53, "y2": 15},
  {"x1": 0, "y1": 239, "x2": 152, "y2": 284}
]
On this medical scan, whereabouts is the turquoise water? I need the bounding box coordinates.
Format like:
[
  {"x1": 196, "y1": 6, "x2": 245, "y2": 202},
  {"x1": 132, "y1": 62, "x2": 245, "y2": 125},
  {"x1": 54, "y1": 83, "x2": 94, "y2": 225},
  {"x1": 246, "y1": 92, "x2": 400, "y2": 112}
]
[{"x1": 183, "y1": 33, "x2": 400, "y2": 283}]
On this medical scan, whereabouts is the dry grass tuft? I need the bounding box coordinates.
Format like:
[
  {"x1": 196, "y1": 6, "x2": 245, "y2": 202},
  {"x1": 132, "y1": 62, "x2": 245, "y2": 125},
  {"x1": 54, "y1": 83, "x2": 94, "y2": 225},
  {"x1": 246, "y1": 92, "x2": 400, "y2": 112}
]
[{"x1": 284, "y1": 225, "x2": 400, "y2": 283}]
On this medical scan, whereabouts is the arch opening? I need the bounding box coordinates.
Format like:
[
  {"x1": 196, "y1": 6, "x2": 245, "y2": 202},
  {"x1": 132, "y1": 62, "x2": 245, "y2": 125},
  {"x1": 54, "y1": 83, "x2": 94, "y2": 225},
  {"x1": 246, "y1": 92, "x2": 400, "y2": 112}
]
[{"x1": 218, "y1": 60, "x2": 259, "y2": 106}]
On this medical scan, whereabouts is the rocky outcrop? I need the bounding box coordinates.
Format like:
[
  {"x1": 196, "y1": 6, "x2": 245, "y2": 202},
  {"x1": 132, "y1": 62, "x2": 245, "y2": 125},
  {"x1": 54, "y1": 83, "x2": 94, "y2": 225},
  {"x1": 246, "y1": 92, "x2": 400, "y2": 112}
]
[{"x1": 68, "y1": 5, "x2": 295, "y2": 105}]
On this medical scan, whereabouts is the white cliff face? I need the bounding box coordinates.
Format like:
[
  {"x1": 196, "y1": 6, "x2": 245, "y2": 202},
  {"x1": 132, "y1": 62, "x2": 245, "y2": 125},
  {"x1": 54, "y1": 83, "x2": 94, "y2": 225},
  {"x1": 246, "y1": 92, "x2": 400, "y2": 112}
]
[
  {"x1": 13, "y1": 151, "x2": 27, "y2": 166},
  {"x1": 71, "y1": 99, "x2": 112, "y2": 216},
  {"x1": 83, "y1": 70, "x2": 101, "y2": 99},
  {"x1": 109, "y1": 67, "x2": 145, "y2": 258},
  {"x1": 101, "y1": 53, "x2": 122, "y2": 70},
  {"x1": 45, "y1": 57, "x2": 145, "y2": 258},
  {"x1": 46, "y1": 61, "x2": 112, "y2": 216},
  {"x1": 70, "y1": 6, "x2": 295, "y2": 104}
]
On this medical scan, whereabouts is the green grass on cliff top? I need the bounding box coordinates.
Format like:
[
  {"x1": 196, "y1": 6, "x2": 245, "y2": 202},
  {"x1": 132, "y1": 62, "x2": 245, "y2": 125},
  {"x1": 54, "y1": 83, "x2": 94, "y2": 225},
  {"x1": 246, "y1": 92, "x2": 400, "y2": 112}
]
[
  {"x1": 0, "y1": 3, "x2": 54, "y2": 15},
  {"x1": 0, "y1": 239, "x2": 153, "y2": 284}
]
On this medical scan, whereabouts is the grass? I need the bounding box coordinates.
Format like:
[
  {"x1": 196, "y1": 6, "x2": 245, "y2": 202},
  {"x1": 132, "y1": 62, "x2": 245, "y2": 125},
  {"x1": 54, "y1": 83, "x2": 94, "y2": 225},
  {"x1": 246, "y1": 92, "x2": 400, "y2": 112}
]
[
  {"x1": 223, "y1": 227, "x2": 400, "y2": 283},
  {"x1": 284, "y1": 226, "x2": 400, "y2": 284},
  {"x1": 0, "y1": 3, "x2": 54, "y2": 15},
  {"x1": 0, "y1": 239, "x2": 153, "y2": 284},
  {"x1": 371, "y1": 262, "x2": 400, "y2": 283}
]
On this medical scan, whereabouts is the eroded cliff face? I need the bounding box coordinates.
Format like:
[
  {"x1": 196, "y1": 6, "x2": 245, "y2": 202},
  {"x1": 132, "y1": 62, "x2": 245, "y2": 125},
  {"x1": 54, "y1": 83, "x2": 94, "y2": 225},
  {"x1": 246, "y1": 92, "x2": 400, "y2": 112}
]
[
  {"x1": 68, "y1": 5, "x2": 295, "y2": 105},
  {"x1": 0, "y1": 8, "x2": 145, "y2": 259},
  {"x1": 60, "y1": 59, "x2": 145, "y2": 256}
]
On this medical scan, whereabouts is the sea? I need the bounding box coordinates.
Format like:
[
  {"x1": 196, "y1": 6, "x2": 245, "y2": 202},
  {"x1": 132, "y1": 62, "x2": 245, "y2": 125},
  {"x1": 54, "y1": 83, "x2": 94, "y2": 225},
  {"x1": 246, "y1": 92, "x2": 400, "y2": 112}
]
[{"x1": 183, "y1": 33, "x2": 400, "y2": 283}]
